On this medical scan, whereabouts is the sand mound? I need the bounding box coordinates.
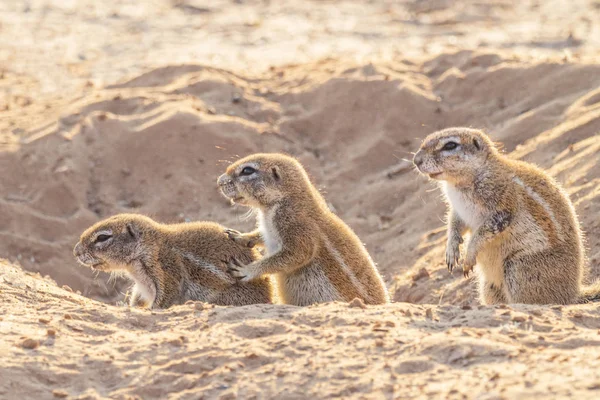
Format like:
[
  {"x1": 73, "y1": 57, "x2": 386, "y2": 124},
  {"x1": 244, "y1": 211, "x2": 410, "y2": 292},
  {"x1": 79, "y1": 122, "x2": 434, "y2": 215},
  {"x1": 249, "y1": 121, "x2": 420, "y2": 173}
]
[
  {"x1": 1, "y1": 51, "x2": 599, "y2": 305},
  {"x1": 3, "y1": 261, "x2": 600, "y2": 399}
]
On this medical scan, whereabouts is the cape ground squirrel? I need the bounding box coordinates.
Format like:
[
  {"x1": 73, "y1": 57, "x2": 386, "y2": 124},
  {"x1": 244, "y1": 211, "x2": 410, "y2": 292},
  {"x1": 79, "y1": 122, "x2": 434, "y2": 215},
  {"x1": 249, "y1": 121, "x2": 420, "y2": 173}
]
[
  {"x1": 73, "y1": 214, "x2": 273, "y2": 308},
  {"x1": 217, "y1": 153, "x2": 389, "y2": 306},
  {"x1": 414, "y1": 127, "x2": 599, "y2": 304}
]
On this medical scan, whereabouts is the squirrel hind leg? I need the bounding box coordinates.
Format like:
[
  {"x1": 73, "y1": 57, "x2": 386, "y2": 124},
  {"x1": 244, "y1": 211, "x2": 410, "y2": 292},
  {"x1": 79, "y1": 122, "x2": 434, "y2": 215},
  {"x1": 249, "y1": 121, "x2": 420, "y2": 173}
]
[
  {"x1": 479, "y1": 279, "x2": 507, "y2": 305},
  {"x1": 503, "y1": 252, "x2": 579, "y2": 305}
]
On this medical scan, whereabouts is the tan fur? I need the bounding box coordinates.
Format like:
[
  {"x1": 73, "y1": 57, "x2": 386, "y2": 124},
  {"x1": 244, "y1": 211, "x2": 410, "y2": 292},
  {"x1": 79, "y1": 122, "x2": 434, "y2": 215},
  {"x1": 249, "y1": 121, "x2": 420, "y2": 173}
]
[
  {"x1": 217, "y1": 153, "x2": 389, "y2": 306},
  {"x1": 73, "y1": 214, "x2": 273, "y2": 308},
  {"x1": 414, "y1": 127, "x2": 597, "y2": 305}
]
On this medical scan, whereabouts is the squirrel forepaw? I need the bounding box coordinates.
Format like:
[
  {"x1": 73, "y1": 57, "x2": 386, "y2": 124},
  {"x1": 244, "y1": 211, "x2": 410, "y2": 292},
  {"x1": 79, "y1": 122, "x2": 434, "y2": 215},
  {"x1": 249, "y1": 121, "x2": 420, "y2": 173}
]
[
  {"x1": 225, "y1": 229, "x2": 256, "y2": 248},
  {"x1": 227, "y1": 258, "x2": 257, "y2": 282},
  {"x1": 462, "y1": 254, "x2": 476, "y2": 278},
  {"x1": 445, "y1": 238, "x2": 462, "y2": 273}
]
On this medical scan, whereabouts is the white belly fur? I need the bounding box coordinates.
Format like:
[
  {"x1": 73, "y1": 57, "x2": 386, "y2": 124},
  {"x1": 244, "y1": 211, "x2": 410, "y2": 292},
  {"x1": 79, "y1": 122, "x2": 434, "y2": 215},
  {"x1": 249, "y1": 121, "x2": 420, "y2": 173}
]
[
  {"x1": 257, "y1": 206, "x2": 282, "y2": 255},
  {"x1": 128, "y1": 261, "x2": 157, "y2": 307},
  {"x1": 443, "y1": 183, "x2": 485, "y2": 229}
]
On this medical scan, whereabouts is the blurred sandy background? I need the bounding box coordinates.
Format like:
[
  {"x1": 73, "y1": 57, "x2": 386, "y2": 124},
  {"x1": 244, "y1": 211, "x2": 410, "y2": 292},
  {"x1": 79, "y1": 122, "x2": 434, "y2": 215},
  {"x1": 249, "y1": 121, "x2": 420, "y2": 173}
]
[
  {"x1": 1, "y1": 1, "x2": 600, "y2": 399},
  {"x1": 2, "y1": 0, "x2": 599, "y2": 96}
]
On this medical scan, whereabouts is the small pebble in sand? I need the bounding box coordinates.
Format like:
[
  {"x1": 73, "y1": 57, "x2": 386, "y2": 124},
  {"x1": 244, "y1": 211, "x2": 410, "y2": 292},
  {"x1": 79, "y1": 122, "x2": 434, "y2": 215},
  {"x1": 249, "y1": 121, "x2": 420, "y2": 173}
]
[
  {"x1": 61, "y1": 285, "x2": 73, "y2": 292},
  {"x1": 52, "y1": 389, "x2": 68, "y2": 398},
  {"x1": 63, "y1": 314, "x2": 72, "y2": 320},
  {"x1": 21, "y1": 338, "x2": 39, "y2": 349},
  {"x1": 47, "y1": 329, "x2": 56, "y2": 337},
  {"x1": 411, "y1": 267, "x2": 429, "y2": 282},
  {"x1": 348, "y1": 298, "x2": 366, "y2": 309},
  {"x1": 39, "y1": 317, "x2": 51, "y2": 324},
  {"x1": 512, "y1": 315, "x2": 527, "y2": 323},
  {"x1": 168, "y1": 337, "x2": 184, "y2": 347},
  {"x1": 587, "y1": 382, "x2": 600, "y2": 390}
]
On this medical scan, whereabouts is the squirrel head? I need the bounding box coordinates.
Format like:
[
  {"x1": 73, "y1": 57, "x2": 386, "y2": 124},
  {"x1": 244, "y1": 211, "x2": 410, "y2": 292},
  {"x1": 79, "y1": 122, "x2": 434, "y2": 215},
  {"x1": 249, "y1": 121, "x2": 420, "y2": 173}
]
[
  {"x1": 217, "y1": 153, "x2": 315, "y2": 208},
  {"x1": 413, "y1": 127, "x2": 497, "y2": 185},
  {"x1": 73, "y1": 214, "x2": 154, "y2": 272}
]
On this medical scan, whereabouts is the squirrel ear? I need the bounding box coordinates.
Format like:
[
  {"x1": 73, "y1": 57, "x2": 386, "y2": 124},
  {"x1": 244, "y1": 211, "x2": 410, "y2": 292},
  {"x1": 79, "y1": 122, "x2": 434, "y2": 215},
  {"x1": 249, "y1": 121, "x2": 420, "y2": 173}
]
[
  {"x1": 272, "y1": 166, "x2": 281, "y2": 181},
  {"x1": 473, "y1": 138, "x2": 481, "y2": 150},
  {"x1": 126, "y1": 223, "x2": 140, "y2": 240}
]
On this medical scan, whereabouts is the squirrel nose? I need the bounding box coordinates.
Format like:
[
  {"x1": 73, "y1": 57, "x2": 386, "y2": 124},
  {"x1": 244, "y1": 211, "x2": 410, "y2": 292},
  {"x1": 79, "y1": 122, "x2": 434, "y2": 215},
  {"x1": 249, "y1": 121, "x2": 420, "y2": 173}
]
[
  {"x1": 217, "y1": 174, "x2": 232, "y2": 187},
  {"x1": 413, "y1": 151, "x2": 424, "y2": 167},
  {"x1": 73, "y1": 242, "x2": 82, "y2": 257}
]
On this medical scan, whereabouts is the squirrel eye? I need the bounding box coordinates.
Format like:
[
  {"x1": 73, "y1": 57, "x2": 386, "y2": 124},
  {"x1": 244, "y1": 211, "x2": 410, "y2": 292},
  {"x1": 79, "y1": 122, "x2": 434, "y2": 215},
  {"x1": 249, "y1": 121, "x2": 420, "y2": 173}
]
[
  {"x1": 95, "y1": 234, "x2": 112, "y2": 243},
  {"x1": 442, "y1": 142, "x2": 459, "y2": 151},
  {"x1": 240, "y1": 166, "x2": 257, "y2": 176}
]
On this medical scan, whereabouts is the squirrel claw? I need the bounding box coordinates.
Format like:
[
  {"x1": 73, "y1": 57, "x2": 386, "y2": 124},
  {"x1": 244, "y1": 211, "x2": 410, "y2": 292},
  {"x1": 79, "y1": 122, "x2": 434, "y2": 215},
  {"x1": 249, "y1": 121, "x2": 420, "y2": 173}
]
[
  {"x1": 462, "y1": 261, "x2": 474, "y2": 279},
  {"x1": 225, "y1": 229, "x2": 256, "y2": 248},
  {"x1": 227, "y1": 258, "x2": 254, "y2": 282},
  {"x1": 445, "y1": 239, "x2": 461, "y2": 274},
  {"x1": 226, "y1": 258, "x2": 244, "y2": 279},
  {"x1": 225, "y1": 229, "x2": 240, "y2": 240}
]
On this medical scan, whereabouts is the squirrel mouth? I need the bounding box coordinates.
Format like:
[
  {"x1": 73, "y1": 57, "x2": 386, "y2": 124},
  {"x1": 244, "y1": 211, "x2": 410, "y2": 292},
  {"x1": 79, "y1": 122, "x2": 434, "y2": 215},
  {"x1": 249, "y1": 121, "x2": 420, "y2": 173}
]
[
  {"x1": 224, "y1": 192, "x2": 245, "y2": 203},
  {"x1": 428, "y1": 172, "x2": 444, "y2": 179},
  {"x1": 220, "y1": 185, "x2": 248, "y2": 204},
  {"x1": 76, "y1": 255, "x2": 104, "y2": 270},
  {"x1": 230, "y1": 195, "x2": 248, "y2": 205}
]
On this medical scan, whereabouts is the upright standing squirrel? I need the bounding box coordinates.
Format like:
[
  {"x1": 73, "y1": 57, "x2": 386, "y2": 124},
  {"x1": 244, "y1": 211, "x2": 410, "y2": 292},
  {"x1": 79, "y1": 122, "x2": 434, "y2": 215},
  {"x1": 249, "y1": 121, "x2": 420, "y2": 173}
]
[
  {"x1": 73, "y1": 214, "x2": 273, "y2": 308},
  {"x1": 217, "y1": 153, "x2": 389, "y2": 306},
  {"x1": 414, "y1": 127, "x2": 599, "y2": 304}
]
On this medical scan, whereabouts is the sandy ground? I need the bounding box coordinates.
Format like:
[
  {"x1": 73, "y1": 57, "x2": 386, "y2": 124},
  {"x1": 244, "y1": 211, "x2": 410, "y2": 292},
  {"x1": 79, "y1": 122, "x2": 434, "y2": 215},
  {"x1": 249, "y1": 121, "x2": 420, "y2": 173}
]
[
  {"x1": 2, "y1": 0, "x2": 600, "y2": 398},
  {"x1": 3, "y1": 262, "x2": 600, "y2": 399}
]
